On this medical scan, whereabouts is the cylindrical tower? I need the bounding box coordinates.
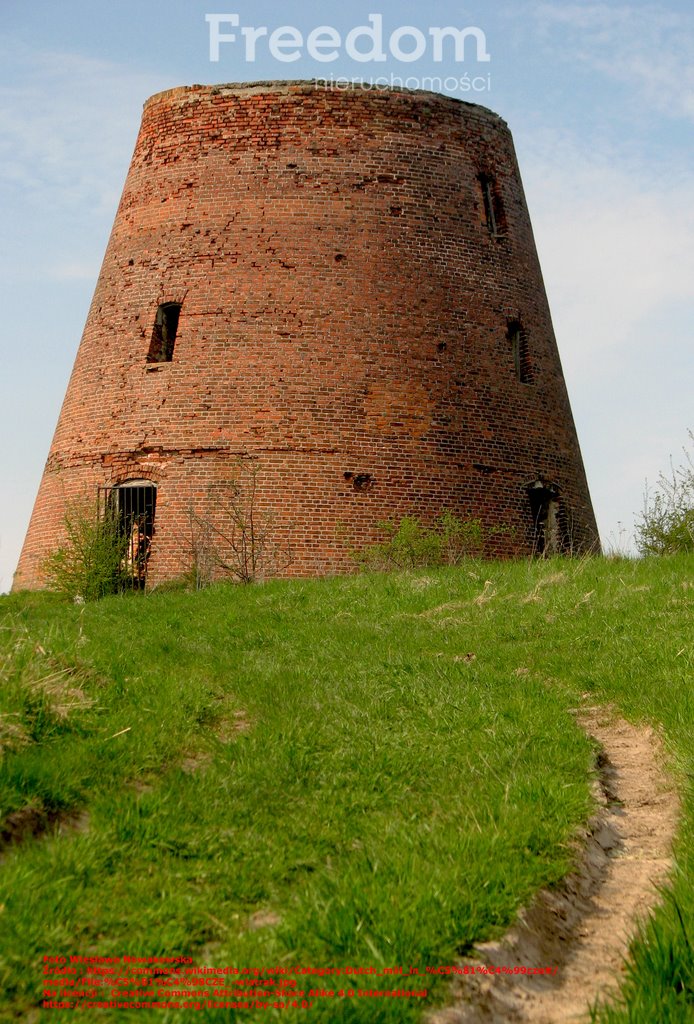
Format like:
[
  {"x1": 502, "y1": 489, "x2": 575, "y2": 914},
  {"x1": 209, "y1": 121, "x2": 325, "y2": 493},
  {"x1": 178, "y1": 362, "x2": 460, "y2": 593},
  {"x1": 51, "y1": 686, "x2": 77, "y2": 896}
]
[{"x1": 15, "y1": 81, "x2": 598, "y2": 589}]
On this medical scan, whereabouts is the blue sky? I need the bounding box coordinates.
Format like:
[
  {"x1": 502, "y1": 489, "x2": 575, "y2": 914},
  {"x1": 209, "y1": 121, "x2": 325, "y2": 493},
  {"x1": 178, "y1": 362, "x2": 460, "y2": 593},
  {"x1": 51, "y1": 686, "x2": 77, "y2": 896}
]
[{"x1": 1, "y1": 0, "x2": 692, "y2": 590}]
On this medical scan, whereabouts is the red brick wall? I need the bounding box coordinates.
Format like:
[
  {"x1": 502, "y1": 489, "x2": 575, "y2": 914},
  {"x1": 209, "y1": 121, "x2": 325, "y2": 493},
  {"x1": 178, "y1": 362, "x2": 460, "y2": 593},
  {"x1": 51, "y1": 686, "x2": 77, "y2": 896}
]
[{"x1": 15, "y1": 81, "x2": 599, "y2": 589}]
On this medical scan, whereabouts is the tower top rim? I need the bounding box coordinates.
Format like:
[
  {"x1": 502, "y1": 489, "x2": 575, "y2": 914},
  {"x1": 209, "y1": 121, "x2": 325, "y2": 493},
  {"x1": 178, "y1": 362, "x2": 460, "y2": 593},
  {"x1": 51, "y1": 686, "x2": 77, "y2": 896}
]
[{"x1": 143, "y1": 80, "x2": 506, "y2": 126}]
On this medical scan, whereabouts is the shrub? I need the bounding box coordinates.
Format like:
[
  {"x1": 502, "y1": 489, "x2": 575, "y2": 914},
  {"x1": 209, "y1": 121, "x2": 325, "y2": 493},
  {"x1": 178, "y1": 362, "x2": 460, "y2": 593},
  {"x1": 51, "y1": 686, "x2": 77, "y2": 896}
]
[
  {"x1": 41, "y1": 496, "x2": 128, "y2": 601},
  {"x1": 636, "y1": 432, "x2": 694, "y2": 556},
  {"x1": 355, "y1": 512, "x2": 484, "y2": 571}
]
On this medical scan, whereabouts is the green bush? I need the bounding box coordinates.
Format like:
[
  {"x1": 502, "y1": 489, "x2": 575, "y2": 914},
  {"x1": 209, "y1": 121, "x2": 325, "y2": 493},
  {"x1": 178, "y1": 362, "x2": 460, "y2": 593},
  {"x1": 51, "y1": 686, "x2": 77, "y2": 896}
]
[
  {"x1": 636, "y1": 431, "x2": 694, "y2": 555},
  {"x1": 355, "y1": 511, "x2": 483, "y2": 570},
  {"x1": 41, "y1": 496, "x2": 128, "y2": 601}
]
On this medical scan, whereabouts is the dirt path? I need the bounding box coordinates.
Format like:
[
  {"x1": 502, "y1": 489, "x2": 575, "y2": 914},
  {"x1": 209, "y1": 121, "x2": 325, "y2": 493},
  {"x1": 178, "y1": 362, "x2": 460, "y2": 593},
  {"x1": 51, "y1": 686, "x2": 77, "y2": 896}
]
[{"x1": 427, "y1": 705, "x2": 680, "y2": 1023}]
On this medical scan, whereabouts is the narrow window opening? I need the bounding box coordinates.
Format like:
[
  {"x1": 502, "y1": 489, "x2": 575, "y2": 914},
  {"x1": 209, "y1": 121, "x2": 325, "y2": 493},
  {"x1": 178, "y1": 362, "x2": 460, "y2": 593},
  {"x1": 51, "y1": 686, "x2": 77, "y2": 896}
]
[
  {"x1": 147, "y1": 303, "x2": 180, "y2": 363},
  {"x1": 478, "y1": 173, "x2": 506, "y2": 237},
  {"x1": 480, "y1": 175, "x2": 496, "y2": 234},
  {"x1": 507, "y1": 320, "x2": 532, "y2": 384}
]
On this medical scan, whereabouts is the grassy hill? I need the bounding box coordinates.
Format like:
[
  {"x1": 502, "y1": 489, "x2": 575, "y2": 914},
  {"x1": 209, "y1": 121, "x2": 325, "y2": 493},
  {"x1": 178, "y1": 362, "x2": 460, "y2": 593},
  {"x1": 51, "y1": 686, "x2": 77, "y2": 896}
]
[{"x1": 1, "y1": 555, "x2": 692, "y2": 1022}]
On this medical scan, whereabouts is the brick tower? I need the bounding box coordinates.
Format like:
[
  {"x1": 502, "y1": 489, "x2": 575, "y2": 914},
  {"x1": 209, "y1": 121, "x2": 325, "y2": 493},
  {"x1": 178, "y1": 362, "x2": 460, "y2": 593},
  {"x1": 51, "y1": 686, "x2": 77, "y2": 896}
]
[{"x1": 15, "y1": 81, "x2": 598, "y2": 589}]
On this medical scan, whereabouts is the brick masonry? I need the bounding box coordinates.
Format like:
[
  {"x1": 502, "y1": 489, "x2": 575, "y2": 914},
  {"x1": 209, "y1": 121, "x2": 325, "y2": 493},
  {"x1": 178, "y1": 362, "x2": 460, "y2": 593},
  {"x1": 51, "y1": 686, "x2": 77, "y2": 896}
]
[{"x1": 15, "y1": 81, "x2": 599, "y2": 589}]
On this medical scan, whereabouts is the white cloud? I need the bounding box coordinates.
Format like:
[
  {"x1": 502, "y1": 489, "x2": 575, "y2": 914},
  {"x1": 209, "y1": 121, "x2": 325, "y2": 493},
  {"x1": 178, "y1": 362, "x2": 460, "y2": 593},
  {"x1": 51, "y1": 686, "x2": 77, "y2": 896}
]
[
  {"x1": 0, "y1": 41, "x2": 171, "y2": 214},
  {"x1": 531, "y1": 2, "x2": 694, "y2": 121},
  {"x1": 520, "y1": 131, "x2": 694, "y2": 380}
]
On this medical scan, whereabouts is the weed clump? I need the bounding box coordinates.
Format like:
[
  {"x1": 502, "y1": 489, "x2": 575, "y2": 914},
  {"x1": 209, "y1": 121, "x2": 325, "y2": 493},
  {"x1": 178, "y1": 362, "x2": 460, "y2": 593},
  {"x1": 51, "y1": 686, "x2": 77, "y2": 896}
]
[
  {"x1": 636, "y1": 430, "x2": 694, "y2": 555},
  {"x1": 354, "y1": 511, "x2": 484, "y2": 570}
]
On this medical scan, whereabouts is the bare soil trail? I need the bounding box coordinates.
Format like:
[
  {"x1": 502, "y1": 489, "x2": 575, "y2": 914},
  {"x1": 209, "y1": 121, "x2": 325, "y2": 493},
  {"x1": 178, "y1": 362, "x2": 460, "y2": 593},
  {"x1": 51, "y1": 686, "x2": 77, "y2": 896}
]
[{"x1": 428, "y1": 705, "x2": 680, "y2": 1023}]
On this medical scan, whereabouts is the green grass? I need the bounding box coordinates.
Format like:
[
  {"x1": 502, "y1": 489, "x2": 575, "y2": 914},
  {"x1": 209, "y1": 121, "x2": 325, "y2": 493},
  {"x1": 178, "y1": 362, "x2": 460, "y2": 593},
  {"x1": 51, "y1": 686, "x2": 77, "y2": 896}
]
[{"x1": 0, "y1": 555, "x2": 692, "y2": 1022}]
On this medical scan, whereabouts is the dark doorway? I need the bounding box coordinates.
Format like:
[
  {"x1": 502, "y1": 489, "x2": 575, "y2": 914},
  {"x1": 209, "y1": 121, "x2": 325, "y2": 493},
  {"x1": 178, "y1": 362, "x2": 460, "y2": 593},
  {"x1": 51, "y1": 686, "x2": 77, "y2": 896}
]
[{"x1": 527, "y1": 480, "x2": 565, "y2": 555}]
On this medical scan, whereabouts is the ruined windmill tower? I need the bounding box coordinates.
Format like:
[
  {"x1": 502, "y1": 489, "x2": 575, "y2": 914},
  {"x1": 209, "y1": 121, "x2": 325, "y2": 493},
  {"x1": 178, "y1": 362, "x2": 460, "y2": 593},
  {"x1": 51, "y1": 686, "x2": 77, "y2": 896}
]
[{"x1": 15, "y1": 82, "x2": 598, "y2": 590}]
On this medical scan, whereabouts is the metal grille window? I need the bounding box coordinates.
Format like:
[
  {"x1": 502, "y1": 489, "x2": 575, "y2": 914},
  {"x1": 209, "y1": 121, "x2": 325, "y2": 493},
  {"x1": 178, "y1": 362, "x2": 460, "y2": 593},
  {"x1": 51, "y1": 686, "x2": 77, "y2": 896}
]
[{"x1": 99, "y1": 481, "x2": 156, "y2": 588}]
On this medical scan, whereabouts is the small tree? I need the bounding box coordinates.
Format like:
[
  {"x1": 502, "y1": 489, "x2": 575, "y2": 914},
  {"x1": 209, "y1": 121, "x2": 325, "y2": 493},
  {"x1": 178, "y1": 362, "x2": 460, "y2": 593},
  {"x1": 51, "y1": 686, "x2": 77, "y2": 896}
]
[
  {"x1": 636, "y1": 431, "x2": 694, "y2": 555},
  {"x1": 181, "y1": 503, "x2": 217, "y2": 591},
  {"x1": 42, "y1": 495, "x2": 127, "y2": 601},
  {"x1": 188, "y1": 458, "x2": 292, "y2": 584}
]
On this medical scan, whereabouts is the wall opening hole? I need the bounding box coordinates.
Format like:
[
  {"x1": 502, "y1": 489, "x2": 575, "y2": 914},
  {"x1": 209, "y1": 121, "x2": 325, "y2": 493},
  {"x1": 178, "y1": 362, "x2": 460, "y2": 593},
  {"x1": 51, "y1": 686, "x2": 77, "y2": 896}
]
[
  {"x1": 345, "y1": 473, "x2": 373, "y2": 492},
  {"x1": 527, "y1": 480, "x2": 567, "y2": 555},
  {"x1": 147, "y1": 303, "x2": 181, "y2": 363},
  {"x1": 478, "y1": 173, "x2": 506, "y2": 237},
  {"x1": 507, "y1": 319, "x2": 532, "y2": 384}
]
